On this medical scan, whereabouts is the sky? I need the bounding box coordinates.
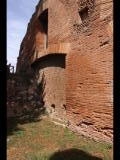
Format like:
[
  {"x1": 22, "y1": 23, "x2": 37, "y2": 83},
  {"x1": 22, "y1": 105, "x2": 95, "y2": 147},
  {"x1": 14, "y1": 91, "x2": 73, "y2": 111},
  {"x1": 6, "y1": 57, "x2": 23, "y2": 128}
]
[{"x1": 7, "y1": 0, "x2": 40, "y2": 70}]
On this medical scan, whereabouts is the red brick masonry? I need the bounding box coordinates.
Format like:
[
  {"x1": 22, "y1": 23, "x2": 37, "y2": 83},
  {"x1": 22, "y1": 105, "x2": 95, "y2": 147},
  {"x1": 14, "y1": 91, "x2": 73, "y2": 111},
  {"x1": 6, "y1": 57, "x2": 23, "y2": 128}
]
[{"x1": 16, "y1": 0, "x2": 113, "y2": 143}]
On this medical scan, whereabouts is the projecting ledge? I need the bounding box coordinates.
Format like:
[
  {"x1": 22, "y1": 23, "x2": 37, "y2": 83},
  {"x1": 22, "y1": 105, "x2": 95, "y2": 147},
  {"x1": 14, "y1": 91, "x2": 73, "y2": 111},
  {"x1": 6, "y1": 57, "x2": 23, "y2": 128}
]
[{"x1": 31, "y1": 52, "x2": 66, "y2": 69}]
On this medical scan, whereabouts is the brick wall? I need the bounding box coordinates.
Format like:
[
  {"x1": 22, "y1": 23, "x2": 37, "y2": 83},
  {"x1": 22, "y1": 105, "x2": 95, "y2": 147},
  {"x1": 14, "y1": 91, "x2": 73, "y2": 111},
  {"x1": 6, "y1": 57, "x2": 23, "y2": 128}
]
[{"x1": 16, "y1": 0, "x2": 113, "y2": 142}]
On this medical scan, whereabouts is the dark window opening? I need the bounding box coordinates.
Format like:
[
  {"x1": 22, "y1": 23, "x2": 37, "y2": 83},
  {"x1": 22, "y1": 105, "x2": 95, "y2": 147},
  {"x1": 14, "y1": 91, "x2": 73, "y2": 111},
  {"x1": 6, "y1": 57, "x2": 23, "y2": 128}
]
[
  {"x1": 51, "y1": 104, "x2": 55, "y2": 109},
  {"x1": 79, "y1": 7, "x2": 89, "y2": 22},
  {"x1": 39, "y1": 9, "x2": 48, "y2": 49}
]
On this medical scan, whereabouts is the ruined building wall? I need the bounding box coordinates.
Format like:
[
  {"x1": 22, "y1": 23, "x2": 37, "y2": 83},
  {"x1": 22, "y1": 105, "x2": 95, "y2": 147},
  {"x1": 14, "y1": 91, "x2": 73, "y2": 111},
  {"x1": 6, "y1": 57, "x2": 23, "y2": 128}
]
[
  {"x1": 16, "y1": 0, "x2": 113, "y2": 143},
  {"x1": 65, "y1": 0, "x2": 113, "y2": 142}
]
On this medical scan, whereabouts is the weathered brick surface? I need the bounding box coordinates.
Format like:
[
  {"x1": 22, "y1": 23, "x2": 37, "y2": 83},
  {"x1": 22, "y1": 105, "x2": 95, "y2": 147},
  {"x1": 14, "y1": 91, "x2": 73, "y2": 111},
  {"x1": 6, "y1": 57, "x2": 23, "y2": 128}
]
[{"x1": 16, "y1": 0, "x2": 113, "y2": 142}]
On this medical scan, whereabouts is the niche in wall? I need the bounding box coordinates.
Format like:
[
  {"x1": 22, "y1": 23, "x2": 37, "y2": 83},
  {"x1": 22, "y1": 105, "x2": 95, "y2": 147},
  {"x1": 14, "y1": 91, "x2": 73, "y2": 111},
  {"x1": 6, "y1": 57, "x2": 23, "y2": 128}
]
[
  {"x1": 39, "y1": 9, "x2": 48, "y2": 49},
  {"x1": 79, "y1": 7, "x2": 89, "y2": 22}
]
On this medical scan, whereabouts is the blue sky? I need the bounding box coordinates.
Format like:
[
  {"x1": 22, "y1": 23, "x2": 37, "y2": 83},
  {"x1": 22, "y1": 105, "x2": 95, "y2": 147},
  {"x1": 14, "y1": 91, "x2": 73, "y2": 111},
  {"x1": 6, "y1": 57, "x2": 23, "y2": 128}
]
[{"x1": 7, "y1": 0, "x2": 40, "y2": 69}]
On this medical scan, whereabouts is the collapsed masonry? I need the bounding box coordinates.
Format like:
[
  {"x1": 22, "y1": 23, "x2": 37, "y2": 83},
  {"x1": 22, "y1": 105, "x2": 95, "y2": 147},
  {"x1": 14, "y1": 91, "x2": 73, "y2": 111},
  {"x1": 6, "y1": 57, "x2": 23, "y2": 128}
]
[{"x1": 15, "y1": 0, "x2": 113, "y2": 143}]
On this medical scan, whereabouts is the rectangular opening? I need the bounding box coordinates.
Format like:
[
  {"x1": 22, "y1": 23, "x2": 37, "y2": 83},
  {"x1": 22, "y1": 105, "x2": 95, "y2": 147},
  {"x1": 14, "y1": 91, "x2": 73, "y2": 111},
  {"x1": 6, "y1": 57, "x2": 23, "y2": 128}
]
[{"x1": 39, "y1": 9, "x2": 48, "y2": 49}]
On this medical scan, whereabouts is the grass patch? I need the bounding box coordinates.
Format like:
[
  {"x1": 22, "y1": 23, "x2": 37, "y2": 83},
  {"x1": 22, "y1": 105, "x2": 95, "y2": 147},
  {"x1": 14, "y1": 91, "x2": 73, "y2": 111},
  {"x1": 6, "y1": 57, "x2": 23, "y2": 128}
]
[{"x1": 7, "y1": 117, "x2": 113, "y2": 160}]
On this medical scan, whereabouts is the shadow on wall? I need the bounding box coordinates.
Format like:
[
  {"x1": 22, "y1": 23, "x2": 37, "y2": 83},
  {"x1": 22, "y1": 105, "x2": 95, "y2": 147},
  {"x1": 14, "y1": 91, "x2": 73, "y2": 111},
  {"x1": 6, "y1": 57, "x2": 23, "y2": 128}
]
[{"x1": 49, "y1": 148, "x2": 103, "y2": 160}]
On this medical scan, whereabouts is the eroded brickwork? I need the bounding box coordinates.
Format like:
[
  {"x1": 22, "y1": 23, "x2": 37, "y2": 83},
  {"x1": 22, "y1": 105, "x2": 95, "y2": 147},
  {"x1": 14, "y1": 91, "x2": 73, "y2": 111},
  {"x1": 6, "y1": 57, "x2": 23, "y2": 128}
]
[{"x1": 16, "y1": 0, "x2": 113, "y2": 142}]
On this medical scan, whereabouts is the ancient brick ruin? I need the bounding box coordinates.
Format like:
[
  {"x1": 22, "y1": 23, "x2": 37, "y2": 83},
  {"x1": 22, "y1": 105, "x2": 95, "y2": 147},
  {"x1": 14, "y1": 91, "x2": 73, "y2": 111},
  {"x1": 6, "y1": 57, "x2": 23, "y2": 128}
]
[{"x1": 14, "y1": 0, "x2": 113, "y2": 143}]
